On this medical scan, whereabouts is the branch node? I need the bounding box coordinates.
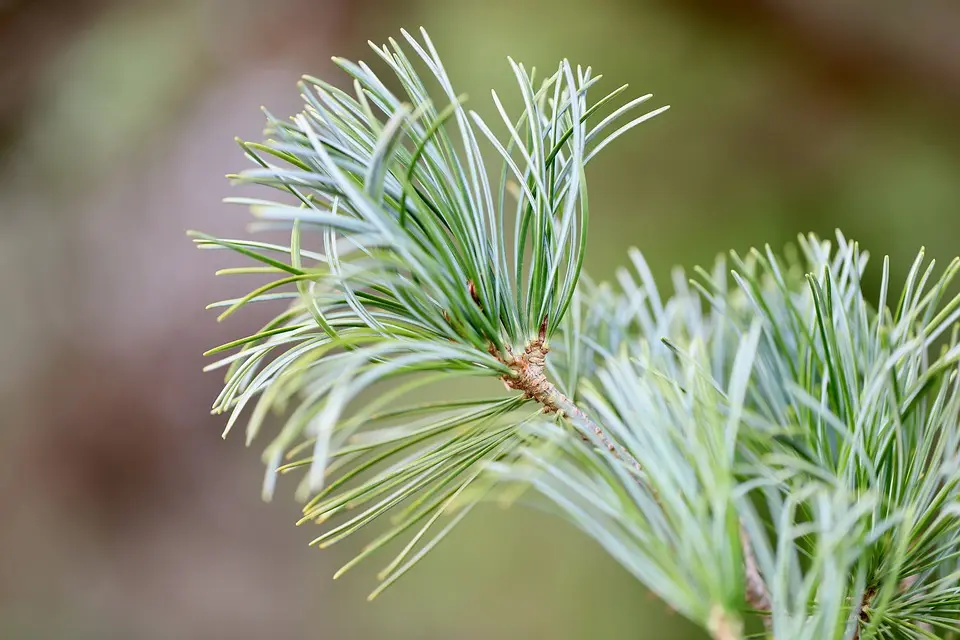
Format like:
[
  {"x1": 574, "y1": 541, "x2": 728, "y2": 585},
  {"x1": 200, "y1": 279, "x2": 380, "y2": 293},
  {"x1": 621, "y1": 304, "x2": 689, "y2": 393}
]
[{"x1": 496, "y1": 338, "x2": 556, "y2": 409}]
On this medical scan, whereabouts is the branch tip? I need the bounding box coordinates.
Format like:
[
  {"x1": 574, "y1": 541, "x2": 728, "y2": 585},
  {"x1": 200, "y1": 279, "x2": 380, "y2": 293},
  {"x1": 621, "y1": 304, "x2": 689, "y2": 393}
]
[{"x1": 707, "y1": 606, "x2": 742, "y2": 640}]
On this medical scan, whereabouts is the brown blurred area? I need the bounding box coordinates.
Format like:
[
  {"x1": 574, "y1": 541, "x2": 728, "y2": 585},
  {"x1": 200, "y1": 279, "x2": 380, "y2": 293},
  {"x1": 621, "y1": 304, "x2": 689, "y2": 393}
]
[{"x1": 0, "y1": 1, "x2": 958, "y2": 638}]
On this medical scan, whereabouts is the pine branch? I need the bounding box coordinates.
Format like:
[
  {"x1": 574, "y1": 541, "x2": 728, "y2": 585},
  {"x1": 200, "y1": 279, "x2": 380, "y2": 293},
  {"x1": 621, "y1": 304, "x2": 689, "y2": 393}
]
[{"x1": 194, "y1": 28, "x2": 960, "y2": 640}]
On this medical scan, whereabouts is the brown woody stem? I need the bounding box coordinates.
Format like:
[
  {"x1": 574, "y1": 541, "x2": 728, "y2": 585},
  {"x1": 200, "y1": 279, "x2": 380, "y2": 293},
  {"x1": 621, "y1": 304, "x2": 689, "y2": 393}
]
[{"x1": 494, "y1": 336, "x2": 644, "y2": 476}]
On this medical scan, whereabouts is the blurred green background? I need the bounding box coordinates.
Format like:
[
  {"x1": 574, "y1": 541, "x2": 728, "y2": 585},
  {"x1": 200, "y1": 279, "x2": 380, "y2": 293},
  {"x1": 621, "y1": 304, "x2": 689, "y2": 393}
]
[{"x1": 1, "y1": 0, "x2": 958, "y2": 638}]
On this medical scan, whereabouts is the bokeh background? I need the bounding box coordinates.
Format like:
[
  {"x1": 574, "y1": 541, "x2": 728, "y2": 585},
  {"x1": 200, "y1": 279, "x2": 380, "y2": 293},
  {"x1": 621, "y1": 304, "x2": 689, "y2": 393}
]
[{"x1": 1, "y1": 1, "x2": 959, "y2": 638}]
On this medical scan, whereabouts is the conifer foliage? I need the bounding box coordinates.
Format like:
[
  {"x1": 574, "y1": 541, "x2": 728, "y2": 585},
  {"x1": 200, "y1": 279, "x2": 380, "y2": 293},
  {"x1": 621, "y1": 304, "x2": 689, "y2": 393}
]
[{"x1": 193, "y1": 29, "x2": 960, "y2": 639}]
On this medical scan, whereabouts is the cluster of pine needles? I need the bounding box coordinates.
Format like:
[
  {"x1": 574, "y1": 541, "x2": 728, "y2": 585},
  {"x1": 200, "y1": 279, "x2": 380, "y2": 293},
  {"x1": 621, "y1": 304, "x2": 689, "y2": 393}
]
[{"x1": 192, "y1": 28, "x2": 960, "y2": 639}]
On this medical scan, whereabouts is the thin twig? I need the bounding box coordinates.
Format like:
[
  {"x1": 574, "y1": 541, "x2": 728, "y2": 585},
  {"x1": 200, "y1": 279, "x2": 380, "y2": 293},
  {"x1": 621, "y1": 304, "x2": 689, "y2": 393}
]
[
  {"x1": 741, "y1": 525, "x2": 772, "y2": 627},
  {"x1": 851, "y1": 586, "x2": 875, "y2": 640},
  {"x1": 494, "y1": 330, "x2": 645, "y2": 477}
]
